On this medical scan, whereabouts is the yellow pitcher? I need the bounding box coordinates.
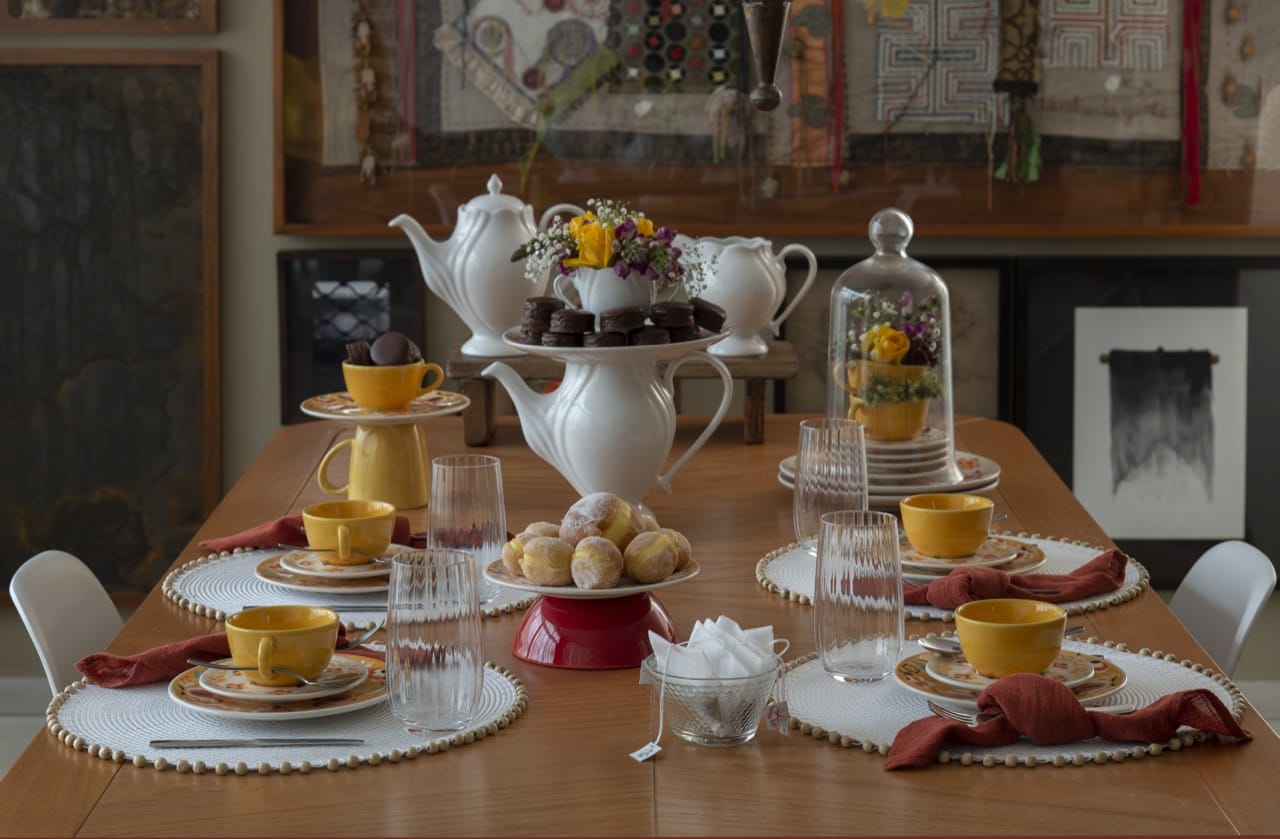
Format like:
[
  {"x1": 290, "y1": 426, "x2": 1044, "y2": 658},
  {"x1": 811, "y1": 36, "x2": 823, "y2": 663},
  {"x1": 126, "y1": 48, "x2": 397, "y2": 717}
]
[{"x1": 318, "y1": 423, "x2": 431, "y2": 510}]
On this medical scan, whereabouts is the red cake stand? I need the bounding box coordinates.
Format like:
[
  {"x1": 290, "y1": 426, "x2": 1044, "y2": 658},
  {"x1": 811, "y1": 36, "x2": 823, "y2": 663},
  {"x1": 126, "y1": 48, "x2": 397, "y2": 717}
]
[{"x1": 484, "y1": 560, "x2": 700, "y2": 670}]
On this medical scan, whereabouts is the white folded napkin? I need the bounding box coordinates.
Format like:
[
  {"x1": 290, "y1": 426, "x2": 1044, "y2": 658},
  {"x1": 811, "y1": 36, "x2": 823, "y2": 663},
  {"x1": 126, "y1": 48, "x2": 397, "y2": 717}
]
[{"x1": 648, "y1": 616, "x2": 777, "y2": 680}]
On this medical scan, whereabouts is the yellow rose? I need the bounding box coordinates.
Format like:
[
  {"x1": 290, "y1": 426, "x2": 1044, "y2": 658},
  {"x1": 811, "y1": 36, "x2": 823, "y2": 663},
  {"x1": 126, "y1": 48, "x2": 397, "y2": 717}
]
[
  {"x1": 862, "y1": 324, "x2": 910, "y2": 363},
  {"x1": 563, "y1": 219, "x2": 615, "y2": 269},
  {"x1": 634, "y1": 217, "x2": 655, "y2": 237}
]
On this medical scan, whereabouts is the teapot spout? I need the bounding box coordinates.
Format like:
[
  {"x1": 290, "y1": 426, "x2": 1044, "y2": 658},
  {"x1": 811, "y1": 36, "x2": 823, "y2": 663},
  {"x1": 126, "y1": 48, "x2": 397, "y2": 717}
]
[
  {"x1": 482, "y1": 361, "x2": 554, "y2": 450},
  {"x1": 389, "y1": 213, "x2": 453, "y2": 302}
]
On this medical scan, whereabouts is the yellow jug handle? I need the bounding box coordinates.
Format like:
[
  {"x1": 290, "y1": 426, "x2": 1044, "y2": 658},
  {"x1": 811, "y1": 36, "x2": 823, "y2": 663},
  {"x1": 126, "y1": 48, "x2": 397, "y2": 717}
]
[{"x1": 317, "y1": 438, "x2": 353, "y2": 495}]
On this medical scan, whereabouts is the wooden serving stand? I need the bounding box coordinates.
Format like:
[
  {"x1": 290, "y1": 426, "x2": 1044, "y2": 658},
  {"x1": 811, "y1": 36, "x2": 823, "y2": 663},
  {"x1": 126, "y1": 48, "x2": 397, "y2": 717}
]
[{"x1": 446, "y1": 340, "x2": 798, "y2": 446}]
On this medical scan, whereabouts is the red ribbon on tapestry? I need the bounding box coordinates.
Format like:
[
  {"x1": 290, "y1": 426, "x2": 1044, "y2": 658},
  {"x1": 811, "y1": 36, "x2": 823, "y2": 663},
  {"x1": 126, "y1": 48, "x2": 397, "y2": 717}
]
[{"x1": 1181, "y1": 0, "x2": 1203, "y2": 206}]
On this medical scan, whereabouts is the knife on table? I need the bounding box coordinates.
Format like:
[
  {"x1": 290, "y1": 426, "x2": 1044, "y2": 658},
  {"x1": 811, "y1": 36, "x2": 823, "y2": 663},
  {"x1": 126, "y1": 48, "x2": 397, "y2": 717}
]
[{"x1": 150, "y1": 738, "x2": 366, "y2": 748}]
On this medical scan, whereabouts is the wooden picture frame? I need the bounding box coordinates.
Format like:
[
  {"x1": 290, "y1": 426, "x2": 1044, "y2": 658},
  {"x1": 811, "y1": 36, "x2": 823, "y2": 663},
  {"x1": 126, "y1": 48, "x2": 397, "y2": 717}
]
[
  {"x1": 274, "y1": 0, "x2": 1280, "y2": 238},
  {"x1": 1010, "y1": 256, "x2": 1280, "y2": 589},
  {"x1": 0, "y1": 50, "x2": 219, "y2": 596},
  {"x1": 0, "y1": 0, "x2": 216, "y2": 33},
  {"x1": 277, "y1": 249, "x2": 426, "y2": 425}
]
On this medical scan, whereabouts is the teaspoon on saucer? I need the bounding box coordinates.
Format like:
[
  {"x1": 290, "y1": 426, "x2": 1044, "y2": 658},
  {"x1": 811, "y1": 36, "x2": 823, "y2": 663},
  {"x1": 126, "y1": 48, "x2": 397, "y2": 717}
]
[{"x1": 186, "y1": 659, "x2": 365, "y2": 689}]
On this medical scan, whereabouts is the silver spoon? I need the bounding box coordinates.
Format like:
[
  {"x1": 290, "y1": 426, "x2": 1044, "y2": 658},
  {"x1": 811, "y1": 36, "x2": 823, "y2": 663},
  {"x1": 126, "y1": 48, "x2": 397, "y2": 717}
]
[
  {"x1": 336, "y1": 623, "x2": 382, "y2": 650},
  {"x1": 917, "y1": 624, "x2": 1087, "y2": 656},
  {"x1": 186, "y1": 658, "x2": 365, "y2": 689}
]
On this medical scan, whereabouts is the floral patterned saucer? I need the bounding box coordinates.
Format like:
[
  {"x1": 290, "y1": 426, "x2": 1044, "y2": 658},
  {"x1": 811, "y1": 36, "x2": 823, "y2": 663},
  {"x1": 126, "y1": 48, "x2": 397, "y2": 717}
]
[
  {"x1": 255, "y1": 555, "x2": 389, "y2": 594},
  {"x1": 299, "y1": 390, "x2": 469, "y2": 426},
  {"x1": 900, "y1": 536, "x2": 1041, "y2": 571},
  {"x1": 278, "y1": 545, "x2": 410, "y2": 579},
  {"x1": 196, "y1": 655, "x2": 370, "y2": 702},
  {"x1": 894, "y1": 649, "x2": 1127, "y2": 710},
  {"x1": 902, "y1": 538, "x2": 1046, "y2": 584},
  {"x1": 925, "y1": 649, "x2": 1098, "y2": 691},
  {"x1": 169, "y1": 654, "x2": 387, "y2": 720}
]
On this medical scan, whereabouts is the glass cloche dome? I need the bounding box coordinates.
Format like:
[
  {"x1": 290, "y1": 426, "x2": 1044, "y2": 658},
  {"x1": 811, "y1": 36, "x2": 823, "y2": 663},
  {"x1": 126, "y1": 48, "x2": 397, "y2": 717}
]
[{"x1": 825, "y1": 208, "x2": 963, "y2": 486}]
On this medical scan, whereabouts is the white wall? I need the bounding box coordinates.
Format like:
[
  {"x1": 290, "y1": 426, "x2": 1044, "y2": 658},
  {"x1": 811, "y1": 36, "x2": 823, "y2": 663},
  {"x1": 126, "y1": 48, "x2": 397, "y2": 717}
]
[{"x1": 6, "y1": 0, "x2": 1280, "y2": 497}]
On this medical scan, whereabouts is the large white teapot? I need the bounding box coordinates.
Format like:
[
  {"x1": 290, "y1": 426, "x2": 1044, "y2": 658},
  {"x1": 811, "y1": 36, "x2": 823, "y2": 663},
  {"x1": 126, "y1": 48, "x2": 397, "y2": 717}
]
[
  {"x1": 482, "y1": 335, "x2": 732, "y2": 509},
  {"x1": 390, "y1": 175, "x2": 564, "y2": 358},
  {"x1": 677, "y1": 235, "x2": 818, "y2": 357}
]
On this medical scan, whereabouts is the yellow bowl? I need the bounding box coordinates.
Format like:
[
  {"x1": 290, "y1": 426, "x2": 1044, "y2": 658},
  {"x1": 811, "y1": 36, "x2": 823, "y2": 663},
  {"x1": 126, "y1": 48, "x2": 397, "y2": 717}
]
[
  {"x1": 302, "y1": 499, "x2": 395, "y2": 565},
  {"x1": 898, "y1": 493, "x2": 993, "y2": 558},
  {"x1": 954, "y1": 598, "x2": 1066, "y2": 678}
]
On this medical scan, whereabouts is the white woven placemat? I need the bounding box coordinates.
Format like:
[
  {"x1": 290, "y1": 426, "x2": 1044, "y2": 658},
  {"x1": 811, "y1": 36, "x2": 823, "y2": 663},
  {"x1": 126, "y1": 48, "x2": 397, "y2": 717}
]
[
  {"x1": 782, "y1": 639, "x2": 1246, "y2": 767},
  {"x1": 48, "y1": 663, "x2": 526, "y2": 775},
  {"x1": 756, "y1": 534, "x2": 1149, "y2": 622},
  {"x1": 164, "y1": 548, "x2": 535, "y2": 624}
]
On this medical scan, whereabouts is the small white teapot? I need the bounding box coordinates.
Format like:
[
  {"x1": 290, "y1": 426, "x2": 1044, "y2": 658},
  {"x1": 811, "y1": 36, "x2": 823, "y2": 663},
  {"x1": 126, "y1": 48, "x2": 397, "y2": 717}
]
[{"x1": 675, "y1": 236, "x2": 818, "y2": 357}]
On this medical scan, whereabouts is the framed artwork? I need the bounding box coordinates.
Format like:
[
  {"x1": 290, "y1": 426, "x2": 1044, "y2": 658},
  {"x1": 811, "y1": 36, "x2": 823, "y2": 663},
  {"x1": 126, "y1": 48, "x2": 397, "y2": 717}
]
[
  {"x1": 1012, "y1": 257, "x2": 1279, "y2": 588},
  {"x1": 780, "y1": 256, "x2": 1012, "y2": 421},
  {"x1": 275, "y1": 0, "x2": 1280, "y2": 238},
  {"x1": 0, "y1": 50, "x2": 220, "y2": 598},
  {"x1": 1072, "y1": 307, "x2": 1247, "y2": 541},
  {"x1": 278, "y1": 249, "x2": 426, "y2": 425},
  {"x1": 0, "y1": 0, "x2": 216, "y2": 33}
]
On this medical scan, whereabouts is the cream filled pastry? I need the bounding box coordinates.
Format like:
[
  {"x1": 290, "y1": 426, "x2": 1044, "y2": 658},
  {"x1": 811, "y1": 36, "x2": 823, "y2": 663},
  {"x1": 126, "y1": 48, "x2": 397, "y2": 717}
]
[
  {"x1": 623, "y1": 530, "x2": 678, "y2": 584},
  {"x1": 518, "y1": 536, "x2": 574, "y2": 586},
  {"x1": 560, "y1": 492, "x2": 642, "y2": 550},
  {"x1": 570, "y1": 536, "x2": 624, "y2": 589}
]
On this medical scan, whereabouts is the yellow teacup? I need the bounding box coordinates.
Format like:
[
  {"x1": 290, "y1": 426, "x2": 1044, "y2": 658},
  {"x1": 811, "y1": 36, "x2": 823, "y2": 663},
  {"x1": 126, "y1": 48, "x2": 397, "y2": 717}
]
[
  {"x1": 302, "y1": 499, "x2": 395, "y2": 565},
  {"x1": 225, "y1": 605, "x2": 339, "y2": 687},
  {"x1": 342, "y1": 360, "x2": 445, "y2": 411},
  {"x1": 899, "y1": 493, "x2": 994, "y2": 558},
  {"x1": 955, "y1": 598, "x2": 1066, "y2": 679}
]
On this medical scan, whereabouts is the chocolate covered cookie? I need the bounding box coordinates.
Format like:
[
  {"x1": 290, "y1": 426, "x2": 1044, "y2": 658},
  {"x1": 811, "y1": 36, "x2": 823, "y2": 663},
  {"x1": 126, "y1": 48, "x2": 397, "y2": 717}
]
[
  {"x1": 583, "y1": 331, "x2": 626, "y2": 347},
  {"x1": 542, "y1": 331, "x2": 583, "y2": 347},
  {"x1": 691, "y1": 297, "x2": 726, "y2": 332},
  {"x1": 649, "y1": 301, "x2": 694, "y2": 328},
  {"x1": 549, "y1": 308, "x2": 596, "y2": 334},
  {"x1": 597, "y1": 306, "x2": 646, "y2": 334},
  {"x1": 629, "y1": 325, "x2": 671, "y2": 346},
  {"x1": 519, "y1": 323, "x2": 545, "y2": 345},
  {"x1": 524, "y1": 296, "x2": 565, "y2": 324},
  {"x1": 667, "y1": 324, "x2": 700, "y2": 343}
]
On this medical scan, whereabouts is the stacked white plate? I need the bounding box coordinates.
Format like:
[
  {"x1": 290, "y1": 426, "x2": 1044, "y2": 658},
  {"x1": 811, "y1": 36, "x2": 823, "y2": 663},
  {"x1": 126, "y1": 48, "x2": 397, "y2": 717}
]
[{"x1": 777, "y1": 427, "x2": 1001, "y2": 510}]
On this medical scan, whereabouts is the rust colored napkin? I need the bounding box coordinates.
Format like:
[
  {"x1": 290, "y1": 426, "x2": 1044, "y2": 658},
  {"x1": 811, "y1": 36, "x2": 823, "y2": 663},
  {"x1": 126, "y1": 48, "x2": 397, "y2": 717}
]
[
  {"x1": 76, "y1": 627, "x2": 384, "y2": 688},
  {"x1": 198, "y1": 513, "x2": 419, "y2": 553},
  {"x1": 884, "y1": 672, "x2": 1251, "y2": 770},
  {"x1": 903, "y1": 548, "x2": 1128, "y2": 610}
]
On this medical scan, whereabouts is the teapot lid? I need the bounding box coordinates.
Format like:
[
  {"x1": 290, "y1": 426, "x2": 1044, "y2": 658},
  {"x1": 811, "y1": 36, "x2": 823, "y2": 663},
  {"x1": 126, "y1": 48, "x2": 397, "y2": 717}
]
[{"x1": 462, "y1": 174, "x2": 529, "y2": 213}]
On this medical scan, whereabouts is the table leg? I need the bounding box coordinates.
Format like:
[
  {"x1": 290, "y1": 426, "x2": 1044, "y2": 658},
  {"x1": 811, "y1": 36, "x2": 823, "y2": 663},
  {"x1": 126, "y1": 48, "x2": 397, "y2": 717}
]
[
  {"x1": 461, "y1": 378, "x2": 496, "y2": 446},
  {"x1": 744, "y1": 378, "x2": 765, "y2": 444}
]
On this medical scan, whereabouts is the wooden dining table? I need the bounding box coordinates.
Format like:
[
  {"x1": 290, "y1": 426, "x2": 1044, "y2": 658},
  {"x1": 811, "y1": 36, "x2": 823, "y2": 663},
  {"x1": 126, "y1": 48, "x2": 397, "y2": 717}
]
[{"x1": 2, "y1": 412, "x2": 1278, "y2": 837}]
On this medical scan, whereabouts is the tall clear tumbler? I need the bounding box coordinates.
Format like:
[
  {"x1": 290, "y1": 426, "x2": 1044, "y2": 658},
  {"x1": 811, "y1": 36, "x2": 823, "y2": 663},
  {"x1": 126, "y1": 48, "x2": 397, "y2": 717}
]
[
  {"x1": 813, "y1": 510, "x2": 903, "y2": 683},
  {"x1": 386, "y1": 549, "x2": 485, "y2": 735},
  {"x1": 429, "y1": 454, "x2": 505, "y2": 604},
  {"x1": 793, "y1": 418, "x2": 869, "y2": 555}
]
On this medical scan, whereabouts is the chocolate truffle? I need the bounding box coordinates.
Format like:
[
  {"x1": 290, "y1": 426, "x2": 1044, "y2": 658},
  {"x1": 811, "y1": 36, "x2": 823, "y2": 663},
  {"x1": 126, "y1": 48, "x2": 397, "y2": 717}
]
[{"x1": 370, "y1": 331, "x2": 423, "y2": 365}]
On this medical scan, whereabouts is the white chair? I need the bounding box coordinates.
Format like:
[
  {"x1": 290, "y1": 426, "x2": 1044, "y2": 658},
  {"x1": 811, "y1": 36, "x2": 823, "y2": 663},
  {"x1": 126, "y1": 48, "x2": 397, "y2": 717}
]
[
  {"x1": 9, "y1": 550, "x2": 124, "y2": 696},
  {"x1": 1168, "y1": 540, "x2": 1276, "y2": 678}
]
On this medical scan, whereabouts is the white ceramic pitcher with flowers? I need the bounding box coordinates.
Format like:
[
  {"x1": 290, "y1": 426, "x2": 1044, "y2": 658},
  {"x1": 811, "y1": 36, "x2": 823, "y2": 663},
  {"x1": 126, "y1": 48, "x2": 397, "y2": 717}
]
[
  {"x1": 675, "y1": 236, "x2": 818, "y2": 357},
  {"x1": 516, "y1": 198, "x2": 707, "y2": 325}
]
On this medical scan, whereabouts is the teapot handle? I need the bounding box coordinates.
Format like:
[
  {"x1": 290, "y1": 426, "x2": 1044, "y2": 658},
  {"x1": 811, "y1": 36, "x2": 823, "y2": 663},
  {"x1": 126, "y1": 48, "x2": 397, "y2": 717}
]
[
  {"x1": 767, "y1": 243, "x2": 818, "y2": 337},
  {"x1": 538, "y1": 203, "x2": 586, "y2": 231},
  {"x1": 656, "y1": 352, "x2": 732, "y2": 494}
]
